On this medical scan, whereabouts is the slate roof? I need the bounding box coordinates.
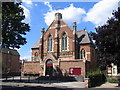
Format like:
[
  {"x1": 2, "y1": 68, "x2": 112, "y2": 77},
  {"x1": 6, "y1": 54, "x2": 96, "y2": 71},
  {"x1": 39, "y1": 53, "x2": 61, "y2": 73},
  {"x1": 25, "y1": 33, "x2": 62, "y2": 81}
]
[
  {"x1": 1, "y1": 47, "x2": 20, "y2": 56},
  {"x1": 76, "y1": 30, "x2": 92, "y2": 44},
  {"x1": 31, "y1": 40, "x2": 40, "y2": 49}
]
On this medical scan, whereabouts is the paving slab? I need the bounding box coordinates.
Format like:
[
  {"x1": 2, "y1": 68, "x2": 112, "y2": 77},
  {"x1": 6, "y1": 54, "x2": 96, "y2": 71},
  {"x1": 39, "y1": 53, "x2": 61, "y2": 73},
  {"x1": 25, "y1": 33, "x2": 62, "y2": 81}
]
[{"x1": 95, "y1": 82, "x2": 120, "y2": 88}]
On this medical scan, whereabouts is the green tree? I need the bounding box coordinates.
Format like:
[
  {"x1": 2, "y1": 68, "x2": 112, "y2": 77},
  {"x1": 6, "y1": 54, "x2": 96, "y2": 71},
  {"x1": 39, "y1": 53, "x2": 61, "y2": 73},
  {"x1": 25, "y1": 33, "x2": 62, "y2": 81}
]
[
  {"x1": 91, "y1": 8, "x2": 120, "y2": 70},
  {"x1": 2, "y1": 2, "x2": 30, "y2": 49},
  {"x1": 0, "y1": 1, "x2": 2, "y2": 46}
]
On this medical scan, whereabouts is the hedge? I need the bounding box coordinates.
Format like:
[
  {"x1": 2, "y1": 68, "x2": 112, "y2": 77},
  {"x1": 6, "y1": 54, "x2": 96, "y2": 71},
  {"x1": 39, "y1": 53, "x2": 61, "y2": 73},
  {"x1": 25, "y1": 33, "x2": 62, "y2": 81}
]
[
  {"x1": 107, "y1": 78, "x2": 118, "y2": 83},
  {"x1": 88, "y1": 74, "x2": 106, "y2": 87}
]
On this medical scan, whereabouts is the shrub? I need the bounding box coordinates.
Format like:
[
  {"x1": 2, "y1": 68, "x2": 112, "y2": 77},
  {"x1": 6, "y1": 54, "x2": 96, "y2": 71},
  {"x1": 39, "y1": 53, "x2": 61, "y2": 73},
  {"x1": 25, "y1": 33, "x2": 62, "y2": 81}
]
[
  {"x1": 86, "y1": 69, "x2": 101, "y2": 77},
  {"x1": 107, "y1": 78, "x2": 118, "y2": 83},
  {"x1": 88, "y1": 74, "x2": 106, "y2": 87},
  {"x1": 86, "y1": 69, "x2": 106, "y2": 87}
]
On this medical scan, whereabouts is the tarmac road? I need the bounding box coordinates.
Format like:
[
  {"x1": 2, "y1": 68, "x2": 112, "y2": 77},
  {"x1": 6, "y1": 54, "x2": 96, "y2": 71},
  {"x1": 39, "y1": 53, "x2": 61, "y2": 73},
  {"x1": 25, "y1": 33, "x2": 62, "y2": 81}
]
[
  {"x1": 2, "y1": 85, "x2": 68, "y2": 90},
  {"x1": 1, "y1": 76, "x2": 120, "y2": 90}
]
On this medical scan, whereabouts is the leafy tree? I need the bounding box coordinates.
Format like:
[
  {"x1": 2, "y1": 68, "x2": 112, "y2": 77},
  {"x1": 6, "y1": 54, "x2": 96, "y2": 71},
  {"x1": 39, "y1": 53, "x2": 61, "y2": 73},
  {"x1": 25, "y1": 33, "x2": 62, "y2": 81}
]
[
  {"x1": 0, "y1": 1, "x2": 2, "y2": 46},
  {"x1": 2, "y1": 2, "x2": 30, "y2": 49},
  {"x1": 91, "y1": 7, "x2": 120, "y2": 70}
]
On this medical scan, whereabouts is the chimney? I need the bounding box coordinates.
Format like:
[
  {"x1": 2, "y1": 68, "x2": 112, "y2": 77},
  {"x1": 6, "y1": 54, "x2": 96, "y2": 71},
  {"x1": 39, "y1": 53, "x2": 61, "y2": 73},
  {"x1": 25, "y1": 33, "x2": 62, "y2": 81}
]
[
  {"x1": 41, "y1": 27, "x2": 45, "y2": 38},
  {"x1": 73, "y1": 22, "x2": 77, "y2": 34},
  {"x1": 55, "y1": 13, "x2": 62, "y2": 20}
]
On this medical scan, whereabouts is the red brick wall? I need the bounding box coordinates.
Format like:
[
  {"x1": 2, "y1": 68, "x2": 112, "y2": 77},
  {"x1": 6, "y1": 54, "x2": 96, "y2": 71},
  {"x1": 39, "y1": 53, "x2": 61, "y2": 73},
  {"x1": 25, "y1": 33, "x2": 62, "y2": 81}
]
[
  {"x1": 80, "y1": 45, "x2": 91, "y2": 61},
  {"x1": 10, "y1": 55, "x2": 19, "y2": 72},
  {"x1": 40, "y1": 21, "x2": 75, "y2": 60},
  {"x1": 2, "y1": 53, "x2": 20, "y2": 75},
  {"x1": 60, "y1": 61, "x2": 85, "y2": 76},
  {"x1": 90, "y1": 45, "x2": 97, "y2": 71},
  {"x1": 43, "y1": 27, "x2": 74, "y2": 52},
  {"x1": 32, "y1": 49, "x2": 39, "y2": 61},
  {"x1": 58, "y1": 26, "x2": 74, "y2": 52},
  {"x1": 22, "y1": 62, "x2": 42, "y2": 74},
  {"x1": 80, "y1": 44, "x2": 97, "y2": 72}
]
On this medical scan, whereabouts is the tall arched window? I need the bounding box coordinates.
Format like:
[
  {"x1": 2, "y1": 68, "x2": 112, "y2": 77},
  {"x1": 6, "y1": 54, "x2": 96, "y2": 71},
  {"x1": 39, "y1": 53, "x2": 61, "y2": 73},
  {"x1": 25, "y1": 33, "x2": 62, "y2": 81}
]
[
  {"x1": 80, "y1": 48, "x2": 86, "y2": 59},
  {"x1": 62, "y1": 33, "x2": 67, "y2": 50},
  {"x1": 34, "y1": 52, "x2": 39, "y2": 61},
  {"x1": 47, "y1": 35, "x2": 52, "y2": 51}
]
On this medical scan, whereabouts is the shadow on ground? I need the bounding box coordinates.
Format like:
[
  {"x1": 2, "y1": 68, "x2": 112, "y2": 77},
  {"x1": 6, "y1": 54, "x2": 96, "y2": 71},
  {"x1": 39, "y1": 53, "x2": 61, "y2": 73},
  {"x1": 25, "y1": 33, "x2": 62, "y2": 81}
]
[
  {"x1": 2, "y1": 85, "x2": 73, "y2": 90},
  {"x1": 2, "y1": 76, "x2": 80, "y2": 84}
]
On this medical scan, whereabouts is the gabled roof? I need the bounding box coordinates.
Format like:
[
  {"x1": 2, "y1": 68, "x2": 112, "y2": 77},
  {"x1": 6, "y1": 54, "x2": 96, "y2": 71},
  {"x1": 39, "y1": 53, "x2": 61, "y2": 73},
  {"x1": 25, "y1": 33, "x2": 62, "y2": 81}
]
[
  {"x1": 76, "y1": 30, "x2": 92, "y2": 44},
  {"x1": 32, "y1": 13, "x2": 92, "y2": 49},
  {"x1": 31, "y1": 40, "x2": 40, "y2": 49}
]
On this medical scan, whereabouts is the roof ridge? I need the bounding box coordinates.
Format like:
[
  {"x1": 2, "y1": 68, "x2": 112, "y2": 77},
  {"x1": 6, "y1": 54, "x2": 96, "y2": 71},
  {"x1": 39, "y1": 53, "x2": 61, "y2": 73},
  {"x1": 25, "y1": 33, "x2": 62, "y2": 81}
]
[{"x1": 76, "y1": 30, "x2": 86, "y2": 32}]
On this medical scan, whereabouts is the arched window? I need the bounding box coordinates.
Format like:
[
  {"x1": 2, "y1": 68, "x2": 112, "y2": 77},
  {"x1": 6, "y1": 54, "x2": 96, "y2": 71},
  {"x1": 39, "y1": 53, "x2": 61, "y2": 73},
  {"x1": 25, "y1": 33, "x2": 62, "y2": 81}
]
[
  {"x1": 47, "y1": 35, "x2": 52, "y2": 51},
  {"x1": 80, "y1": 48, "x2": 86, "y2": 59},
  {"x1": 62, "y1": 33, "x2": 67, "y2": 50},
  {"x1": 34, "y1": 52, "x2": 39, "y2": 61}
]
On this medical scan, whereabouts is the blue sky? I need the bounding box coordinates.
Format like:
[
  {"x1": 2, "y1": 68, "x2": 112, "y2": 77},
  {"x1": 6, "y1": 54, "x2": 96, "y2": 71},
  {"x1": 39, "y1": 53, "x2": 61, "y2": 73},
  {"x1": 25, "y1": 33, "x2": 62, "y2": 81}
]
[{"x1": 18, "y1": 0, "x2": 119, "y2": 61}]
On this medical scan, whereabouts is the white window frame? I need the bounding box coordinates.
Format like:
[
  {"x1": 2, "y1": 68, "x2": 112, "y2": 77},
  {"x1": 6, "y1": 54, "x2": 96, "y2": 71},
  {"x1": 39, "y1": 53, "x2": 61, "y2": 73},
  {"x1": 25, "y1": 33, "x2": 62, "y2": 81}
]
[
  {"x1": 61, "y1": 33, "x2": 67, "y2": 51},
  {"x1": 47, "y1": 35, "x2": 52, "y2": 52}
]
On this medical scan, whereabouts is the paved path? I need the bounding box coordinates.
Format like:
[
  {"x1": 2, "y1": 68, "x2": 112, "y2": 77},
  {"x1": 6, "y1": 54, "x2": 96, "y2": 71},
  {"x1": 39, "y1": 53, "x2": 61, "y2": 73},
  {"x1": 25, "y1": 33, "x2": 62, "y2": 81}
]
[
  {"x1": 95, "y1": 82, "x2": 120, "y2": 88},
  {"x1": 1, "y1": 76, "x2": 85, "y2": 88},
  {"x1": 52, "y1": 82, "x2": 85, "y2": 88},
  {"x1": 2, "y1": 77, "x2": 120, "y2": 89},
  {"x1": 1, "y1": 81, "x2": 85, "y2": 88},
  {"x1": 1, "y1": 81, "x2": 120, "y2": 89}
]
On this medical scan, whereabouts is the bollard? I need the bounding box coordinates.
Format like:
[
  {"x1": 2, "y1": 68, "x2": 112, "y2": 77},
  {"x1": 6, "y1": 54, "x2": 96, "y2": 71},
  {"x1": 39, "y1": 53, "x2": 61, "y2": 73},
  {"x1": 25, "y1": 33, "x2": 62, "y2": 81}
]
[
  {"x1": 28, "y1": 76, "x2": 30, "y2": 82},
  {"x1": 84, "y1": 78, "x2": 89, "y2": 88},
  {"x1": 37, "y1": 76, "x2": 39, "y2": 83},
  {"x1": 6, "y1": 76, "x2": 7, "y2": 81},
  {"x1": 20, "y1": 76, "x2": 22, "y2": 82},
  {"x1": 13, "y1": 76, "x2": 14, "y2": 81}
]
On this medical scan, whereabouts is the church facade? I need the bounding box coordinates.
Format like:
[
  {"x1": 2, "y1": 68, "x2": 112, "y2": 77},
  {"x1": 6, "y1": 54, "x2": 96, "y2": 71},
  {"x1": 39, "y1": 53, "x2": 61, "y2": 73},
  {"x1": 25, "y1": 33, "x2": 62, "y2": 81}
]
[{"x1": 22, "y1": 13, "x2": 97, "y2": 77}]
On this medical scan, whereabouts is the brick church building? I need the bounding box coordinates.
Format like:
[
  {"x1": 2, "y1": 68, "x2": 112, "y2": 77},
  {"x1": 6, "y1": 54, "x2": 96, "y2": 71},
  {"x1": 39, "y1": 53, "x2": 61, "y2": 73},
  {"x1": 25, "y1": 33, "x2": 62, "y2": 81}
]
[{"x1": 22, "y1": 13, "x2": 97, "y2": 77}]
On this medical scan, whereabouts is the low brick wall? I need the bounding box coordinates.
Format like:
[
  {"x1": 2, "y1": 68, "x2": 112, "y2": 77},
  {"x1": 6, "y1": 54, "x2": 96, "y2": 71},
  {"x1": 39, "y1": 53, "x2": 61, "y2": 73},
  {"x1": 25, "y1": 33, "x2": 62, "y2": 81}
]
[
  {"x1": 22, "y1": 62, "x2": 41, "y2": 74},
  {"x1": 60, "y1": 61, "x2": 85, "y2": 76}
]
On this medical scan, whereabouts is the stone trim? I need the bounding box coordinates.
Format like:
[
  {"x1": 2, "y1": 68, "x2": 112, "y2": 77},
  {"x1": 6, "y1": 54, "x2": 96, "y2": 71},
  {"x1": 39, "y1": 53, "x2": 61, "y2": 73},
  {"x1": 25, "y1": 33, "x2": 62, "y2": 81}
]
[
  {"x1": 86, "y1": 52, "x2": 90, "y2": 54},
  {"x1": 60, "y1": 59, "x2": 83, "y2": 62},
  {"x1": 49, "y1": 25, "x2": 68, "y2": 29}
]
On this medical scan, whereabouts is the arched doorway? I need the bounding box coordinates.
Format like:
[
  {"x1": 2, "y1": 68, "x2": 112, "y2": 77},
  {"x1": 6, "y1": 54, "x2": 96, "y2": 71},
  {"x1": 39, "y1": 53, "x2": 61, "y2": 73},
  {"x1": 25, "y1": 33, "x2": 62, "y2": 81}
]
[{"x1": 46, "y1": 59, "x2": 53, "y2": 76}]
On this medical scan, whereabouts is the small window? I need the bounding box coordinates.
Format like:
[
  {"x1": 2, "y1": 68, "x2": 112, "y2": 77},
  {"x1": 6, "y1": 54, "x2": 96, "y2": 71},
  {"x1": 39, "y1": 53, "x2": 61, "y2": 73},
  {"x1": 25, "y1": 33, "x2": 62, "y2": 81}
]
[
  {"x1": 34, "y1": 52, "x2": 39, "y2": 61},
  {"x1": 113, "y1": 68, "x2": 116, "y2": 74},
  {"x1": 47, "y1": 35, "x2": 52, "y2": 51},
  {"x1": 62, "y1": 33, "x2": 67, "y2": 50},
  {"x1": 80, "y1": 48, "x2": 86, "y2": 59}
]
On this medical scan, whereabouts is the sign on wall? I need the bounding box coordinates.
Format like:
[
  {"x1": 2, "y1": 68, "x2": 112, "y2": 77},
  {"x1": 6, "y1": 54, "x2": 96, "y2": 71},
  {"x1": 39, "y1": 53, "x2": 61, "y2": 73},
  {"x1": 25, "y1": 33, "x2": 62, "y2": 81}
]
[{"x1": 69, "y1": 68, "x2": 81, "y2": 75}]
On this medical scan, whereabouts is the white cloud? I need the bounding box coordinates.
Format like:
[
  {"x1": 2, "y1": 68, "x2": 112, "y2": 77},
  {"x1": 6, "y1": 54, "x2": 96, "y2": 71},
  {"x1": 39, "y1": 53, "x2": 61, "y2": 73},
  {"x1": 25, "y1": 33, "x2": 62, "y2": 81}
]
[
  {"x1": 44, "y1": 2, "x2": 53, "y2": 11},
  {"x1": 15, "y1": 48, "x2": 21, "y2": 51},
  {"x1": 20, "y1": 56, "x2": 31, "y2": 61},
  {"x1": 20, "y1": 5, "x2": 31, "y2": 25},
  {"x1": 34, "y1": 4, "x2": 38, "y2": 6},
  {"x1": 9, "y1": 47, "x2": 21, "y2": 51},
  {"x1": 44, "y1": 3, "x2": 86, "y2": 26},
  {"x1": 84, "y1": 0, "x2": 119, "y2": 26},
  {"x1": 22, "y1": 0, "x2": 33, "y2": 8}
]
